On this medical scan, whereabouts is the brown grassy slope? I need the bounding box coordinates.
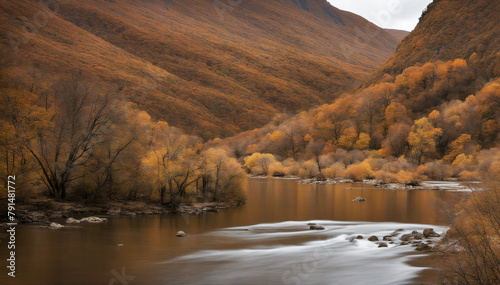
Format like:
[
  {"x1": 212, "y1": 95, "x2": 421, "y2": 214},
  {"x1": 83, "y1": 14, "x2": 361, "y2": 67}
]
[
  {"x1": 364, "y1": 0, "x2": 500, "y2": 87},
  {"x1": 0, "y1": 0, "x2": 401, "y2": 138},
  {"x1": 385, "y1": 29, "x2": 410, "y2": 42}
]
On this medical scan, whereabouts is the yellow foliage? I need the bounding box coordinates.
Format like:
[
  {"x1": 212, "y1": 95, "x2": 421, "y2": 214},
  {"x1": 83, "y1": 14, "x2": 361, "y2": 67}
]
[
  {"x1": 345, "y1": 160, "x2": 374, "y2": 181},
  {"x1": 243, "y1": 153, "x2": 276, "y2": 176}
]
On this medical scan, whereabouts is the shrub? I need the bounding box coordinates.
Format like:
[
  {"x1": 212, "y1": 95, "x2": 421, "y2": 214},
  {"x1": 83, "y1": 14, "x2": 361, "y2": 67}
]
[{"x1": 345, "y1": 160, "x2": 374, "y2": 181}]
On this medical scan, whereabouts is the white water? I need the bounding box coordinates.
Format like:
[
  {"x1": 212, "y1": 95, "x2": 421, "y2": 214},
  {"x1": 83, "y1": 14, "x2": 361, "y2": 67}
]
[
  {"x1": 161, "y1": 221, "x2": 447, "y2": 285},
  {"x1": 422, "y1": 181, "x2": 479, "y2": 192}
]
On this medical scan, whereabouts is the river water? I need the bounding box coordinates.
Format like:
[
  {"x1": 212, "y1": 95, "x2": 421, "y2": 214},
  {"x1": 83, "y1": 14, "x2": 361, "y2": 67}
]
[{"x1": 1, "y1": 178, "x2": 465, "y2": 285}]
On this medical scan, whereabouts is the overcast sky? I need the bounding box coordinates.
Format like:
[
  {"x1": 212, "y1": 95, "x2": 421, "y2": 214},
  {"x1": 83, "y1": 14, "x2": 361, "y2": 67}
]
[{"x1": 327, "y1": 0, "x2": 433, "y2": 31}]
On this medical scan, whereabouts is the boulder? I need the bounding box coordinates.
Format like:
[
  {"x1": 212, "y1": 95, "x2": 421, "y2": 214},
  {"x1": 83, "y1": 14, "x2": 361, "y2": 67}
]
[
  {"x1": 383, "y1": 236, "x2": 393, "y2": 241},
  {"x1": 368, "y1": 236, "x2": 379, "y2": 241},
  {"x1": 310, "y1": 225, "x2": 325, "y2": 230},
  {"x1": 307, "y1": 223, "x2": 317, "y2": 226},
  {"x1": 356, "y1": 235, "x2": 364, "y2": 239},
  {"x1": 401, "y1": 234, "x2": 412, "y2": 241},
  {"x1": 416, "y1": 243, "x2": 432, "y2": 251},
  {"x1": 400, "y1": 241, "x2": 409, "y2": 246},
  {"x1": 352, "y1": 196, "x2": 366, "y2": 202},
  {"x1": 423, "y1": 228, "x2": 441, "y2": 238},
  {"x1": 80, "y1": 216, "x2": 108, "y2": 223},
  {"x1": 66, "y1": 217, "x2": 80, "y2": 224},
  {"x1": 378, "y1": 242, "x2": 388, "y2": 248},
  {"x1": 411, "y1": 231, "x2": 424, "y2": 240},
  {"x1": 49, "y1": 222, "x2": 64, "y2": 229},
  {"x1": 176, "y1": 231, "x2": 187, "y2": 237},
  {"x1": 406, "y1": 181, "x2": 421, "y2": 187}
]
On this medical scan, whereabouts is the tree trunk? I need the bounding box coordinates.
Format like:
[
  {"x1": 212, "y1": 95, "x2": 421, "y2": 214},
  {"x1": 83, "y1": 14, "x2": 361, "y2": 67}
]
[{"x1": 213, "y1": 165, "x2": 220, "y2": 201}]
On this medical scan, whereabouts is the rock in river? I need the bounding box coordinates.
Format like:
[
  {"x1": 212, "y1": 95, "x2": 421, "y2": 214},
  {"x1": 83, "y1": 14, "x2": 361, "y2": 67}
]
[
  {"x1": 66, "y1": 217, "x2": 81, "y2": 224},
  {"x1": 176, "y1": 231, "x2": 187, "y2": 237},
  {"x1": 416, "y1": 243, "x2": 432, "y2": 251},
  {"x1": 352, "y1": 196, "x2": 366, "y2": 202},
  {"x1": 423, "y1": 228, "x2": 441, "y2": 238},
  {"x1": 368, "y1": 236, "x2": 379, "y2": 241},
  {"x1": 378, "y1": 242, "x2": 388, "y2": 248},
  {"x1": 80, "y1": 216, "x2": 108, "y2": 223},
  {"x1": 310, "y1": 225, "x2": 325, "y2": 230},
  {"x1": 49, "y1": 222, "x2": 64, "y2": 229}
]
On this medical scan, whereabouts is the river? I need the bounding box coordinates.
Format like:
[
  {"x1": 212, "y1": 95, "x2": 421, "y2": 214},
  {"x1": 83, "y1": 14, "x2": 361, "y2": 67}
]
[{"x1": 1, "y1": 178, "x2": 465, "y2": 285}]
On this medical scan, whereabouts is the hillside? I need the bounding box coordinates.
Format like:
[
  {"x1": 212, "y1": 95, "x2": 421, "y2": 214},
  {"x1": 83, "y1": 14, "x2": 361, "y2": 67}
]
[
  {"x1": 0, "y1": 0, "x2": 402, "y2": 138},
  {"x1": 216, "y1": 0, "x2": 499, "y2": 184},
  {"x1": 364, "y1": 0, "x2": 500, "y2": 87}
]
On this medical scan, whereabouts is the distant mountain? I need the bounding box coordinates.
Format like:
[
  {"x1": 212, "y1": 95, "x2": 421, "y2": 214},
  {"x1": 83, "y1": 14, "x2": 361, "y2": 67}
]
[
  {"x1": 385, "y1": 29, "x2": 410, "y2": 42},
  {"x1": 364, "y1": 0, "x2": 500, "y2": 87},
  {"x1": 0, "y1": 0, "x2": 403, "y2": 138}
]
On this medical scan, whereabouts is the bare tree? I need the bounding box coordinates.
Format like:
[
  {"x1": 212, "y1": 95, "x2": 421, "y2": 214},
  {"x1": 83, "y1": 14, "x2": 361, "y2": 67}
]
[{"x1": 25, "y1": 74, "x2": 113, "y2": 199}]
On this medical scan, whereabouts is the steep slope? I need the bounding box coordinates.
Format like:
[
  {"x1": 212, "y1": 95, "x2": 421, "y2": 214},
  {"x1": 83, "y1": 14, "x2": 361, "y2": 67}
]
[
  {"x1": 364, "y1": 0, "x2": 500, "y2": 87},
  {"x1": 1, "y1": 0, "x2": 401, "y2": 138}
]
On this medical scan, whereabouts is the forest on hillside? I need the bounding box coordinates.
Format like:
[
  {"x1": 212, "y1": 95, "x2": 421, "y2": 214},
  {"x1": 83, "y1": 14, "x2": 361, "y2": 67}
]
[{"x1": 220, "y1": 57, "x2": 499, "y2": 184}]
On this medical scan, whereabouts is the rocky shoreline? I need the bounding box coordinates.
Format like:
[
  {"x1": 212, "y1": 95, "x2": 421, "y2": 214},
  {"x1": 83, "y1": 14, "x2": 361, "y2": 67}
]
[
  {"x1": 0, "y1": 198, "x2": 230, "y2": 227},
  {"x1": 296, "y1": 177, "x2": 464, "y2": 190},
  {"x1": 306, "y1": 222, "x2": 444, "y2": 252}
]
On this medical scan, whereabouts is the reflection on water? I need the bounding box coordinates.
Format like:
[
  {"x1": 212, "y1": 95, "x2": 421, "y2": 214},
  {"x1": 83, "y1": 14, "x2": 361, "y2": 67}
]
[{"x1": 0, "y1": 178, "x2": 463, "y2": 285}]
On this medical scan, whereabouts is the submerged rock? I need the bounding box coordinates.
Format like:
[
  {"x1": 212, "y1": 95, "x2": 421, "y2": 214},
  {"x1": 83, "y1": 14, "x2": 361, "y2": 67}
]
[
  {"x1": 400, "y1": 241, "x2": 409, "y2": 246},
  {"x1": 356, "y1": 235, "x2": 364, "y2": 239},
  {"x1": 307, "y1": 223, "x2": 317, "y2": 226},
  {"x1": 383, "y1": 236, "x2": 393, "y2": 241},
  {"x1": 80, "y1": 216, "x2": 108, "y2": 223},
  {"x1": 368, "y1": 236, "x2": 379, "y2": 241},
  {"x1": 416, "y1": 243, "x2": 432, "y2": 251},
  {"x1": 66, "y1": 217, "x2": 80, "y2": 224},
  {"x1": 378, "y1": 242, "x2": 388, "y2": 248},
  {"x1": 352, "y1": 196, "x2": 366, "y2": 202},
  {"x1": 310, "y1": 225, "x2": 325, "y2": 230},
  {"x1": 176, "y1": 231, "x2": 187, "y2": 237}
]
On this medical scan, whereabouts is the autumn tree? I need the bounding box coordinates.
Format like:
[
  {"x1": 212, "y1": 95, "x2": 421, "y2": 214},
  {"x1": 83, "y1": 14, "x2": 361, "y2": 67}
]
[
  {"x1": 143, "y1": 121, "x2": 200, "y2": 205},
  {"x1": 439, "y1": 161, "x2": 500, "y2": 284},
  {"x1": 22, "y1": 74, "x2": 113, "y2": 199},
  {"x1": 381, "y1": 123, "x2": 411, "y2": 157},
  {"x1": 0, "y1": 73, "x2": 50, "y2": 199},
  {"x1": 200, "y1": 148, "x2": 245, "y2": 202},
  {"x1": 243, "y1": 153, "x2": 276, "y2": 176},
  {"x1": 314, "y1": 98, "x2": 354, "y2": 144},
  {"x1": 407, "y1": 117, "x2": 443, "y2": 164}
]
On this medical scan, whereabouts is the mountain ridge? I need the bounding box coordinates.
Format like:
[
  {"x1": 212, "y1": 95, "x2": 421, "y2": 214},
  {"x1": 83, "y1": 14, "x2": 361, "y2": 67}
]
[{"x1": 1, "y1": 0, "x2": 404, "y2": 138}]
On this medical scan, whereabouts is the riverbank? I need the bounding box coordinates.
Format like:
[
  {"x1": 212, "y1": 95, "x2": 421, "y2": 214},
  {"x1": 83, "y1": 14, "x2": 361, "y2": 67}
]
[
  {"x1": 295, "y1": 177, "x2": 475, "y2": 191},
  {"x1": 0, "y1": 198, "x2": 230, "y2": 227}
]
